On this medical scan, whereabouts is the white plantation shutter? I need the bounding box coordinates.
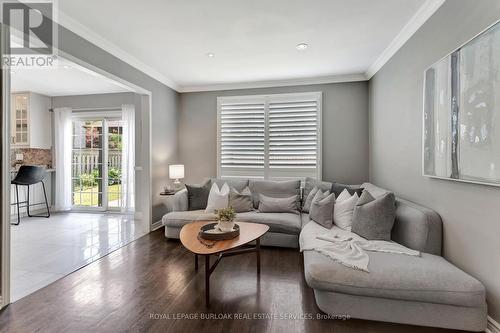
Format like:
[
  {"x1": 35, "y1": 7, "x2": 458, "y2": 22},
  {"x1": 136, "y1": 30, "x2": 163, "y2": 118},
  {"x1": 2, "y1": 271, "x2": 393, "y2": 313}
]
[
  {"x1": 268, "y1": 93, "x2": 321, "y2": 179},
  {"x1": 217, "y1": 92, "x2": 321, "y2": 180},
  {"x1": 218, "y1": 96, "x2": 266, "y2": 179}
]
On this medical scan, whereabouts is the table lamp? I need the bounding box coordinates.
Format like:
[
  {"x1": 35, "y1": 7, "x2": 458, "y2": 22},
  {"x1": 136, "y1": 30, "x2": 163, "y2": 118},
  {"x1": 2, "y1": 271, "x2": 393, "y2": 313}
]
[{"x1": 169, "y1": 164, "x2": 185, "y2": 187}]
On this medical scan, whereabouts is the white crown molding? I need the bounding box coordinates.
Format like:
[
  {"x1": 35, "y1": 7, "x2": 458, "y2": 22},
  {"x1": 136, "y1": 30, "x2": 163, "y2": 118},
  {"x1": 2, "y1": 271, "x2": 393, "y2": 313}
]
[
  {"x1": 365, "y1": 0, "x2": 445, "y2": 79},
  {"x1": 487, "y1": 316, "x2": 500, "y2": 333},
  {"x1": 178, "y1": 73, "x2": 367, "y2": 93},
  {"x1": 56, "y1": 1, "x2": 442, "y2": 92},
  {"x1": 56, "y1": 11, "x2": 180, "y2": 91}
]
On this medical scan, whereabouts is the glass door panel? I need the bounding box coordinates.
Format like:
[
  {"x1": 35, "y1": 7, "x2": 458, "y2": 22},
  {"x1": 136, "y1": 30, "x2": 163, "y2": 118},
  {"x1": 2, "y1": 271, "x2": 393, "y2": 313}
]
[
  {"x1": 107, "y1": 120, "x2": 123, "y2": 209},
  {"x1": 71, "y1": 118, "x2": 124, "y2": 211},
  {"x1": 72, "y1": 120, "x2": 104, "y2": 209}
]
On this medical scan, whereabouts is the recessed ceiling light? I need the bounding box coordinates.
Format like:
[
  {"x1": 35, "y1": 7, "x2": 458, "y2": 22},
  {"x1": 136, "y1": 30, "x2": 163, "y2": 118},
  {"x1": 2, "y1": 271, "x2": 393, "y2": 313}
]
[
  {"x1": 296, "y1": 43, "x2": 308, "y2": 50},
  {"x1": 206, "y1": 52, "x2": 215, "y2": 58},
  {"x1": 63, "y1": 65, "x2": 70, "y2": 69}
]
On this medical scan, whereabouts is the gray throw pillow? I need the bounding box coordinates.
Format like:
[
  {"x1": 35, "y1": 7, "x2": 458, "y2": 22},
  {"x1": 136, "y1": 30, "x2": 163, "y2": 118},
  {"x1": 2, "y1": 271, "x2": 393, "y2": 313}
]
[
  {"x1": 258, "y1": 194, "x2": 299, "y2": 214},
  {"x1": 249, "y1": 179, "x2": 301, "y2": 209},
  {"x1": 185, "y1": 180, "x2": 211, "y2": 211},
  {"x1": 303, "y1": 186, "x2": 320, "y2": 213},
  {"x1": 210, "y1": 178, "x2": 249, "y2": 192},
  {"x1": 331, "y1": 183, "x2": 364, "y2": 198},
  {"x1": 229, "y1": 187, "x2": 254, "y2": 213},
  {"x1": 302, "y1": 177, "x2": 333, "y2": 212},
  {"x1": 309, "y1": 190, "x2": 335, "y2": 229},
  {"x1": 351, "y1": 190, "x2": 396, "y2": 240}
]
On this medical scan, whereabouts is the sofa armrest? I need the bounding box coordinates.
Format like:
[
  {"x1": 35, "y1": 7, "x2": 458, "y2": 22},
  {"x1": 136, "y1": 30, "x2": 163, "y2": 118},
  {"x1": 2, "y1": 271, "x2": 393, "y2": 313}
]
[
  {"x1": 171, "y1": 188, "x2": 188, "y2": 212},
  {"x1": 392, "y1": 198, "x2": 442, "y2": 255}
]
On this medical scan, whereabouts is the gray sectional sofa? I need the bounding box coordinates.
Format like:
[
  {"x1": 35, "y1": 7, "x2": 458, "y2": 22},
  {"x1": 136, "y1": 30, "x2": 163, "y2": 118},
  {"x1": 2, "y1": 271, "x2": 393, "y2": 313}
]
[{"x1": 162, "y1": 178, "x2": 487, "y2": 331}]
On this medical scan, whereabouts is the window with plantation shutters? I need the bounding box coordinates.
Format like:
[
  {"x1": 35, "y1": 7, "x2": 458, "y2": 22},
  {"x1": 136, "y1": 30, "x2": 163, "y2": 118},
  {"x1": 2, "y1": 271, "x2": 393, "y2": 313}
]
[{"x1": 217, "y1": 92, "x2": 321, "y2": 180}]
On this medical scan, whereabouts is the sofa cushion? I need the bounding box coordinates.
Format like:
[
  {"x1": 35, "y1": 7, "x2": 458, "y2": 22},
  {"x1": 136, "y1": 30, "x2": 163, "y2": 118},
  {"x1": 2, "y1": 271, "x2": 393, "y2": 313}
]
[
  {"x1": 303, "y1": 249, "x2": 485, "y2": 308},
  {"x1": 210, "y1": 178, "x2": 249, "y2": 192},
  {"x1": 235, "y1": 211, "x2": 301, "y2": 235},
  {"x1": 300, "y1": 213, "x2": 311, "y2": 228},
  {"x1": 249, "y1": 179, "x2": 300, "y2": 209},
  {"x1": 163, "y1": 210, "x2": 301, "y2": 235},
  {"x1": 185, "y1": 180, "x2": 211, "y2": 210},
  {"x1": 331, "y1": 183, "x2": 364, "y2": 198},
  {"x1": 303, "y1": 177, "x2": 333, "y2": 212},
  {"x1": 258, "y1": 194, "x2": 299, "y2": 214},
  {"x1": 351, "y1": 191, "x2": 396, "y2": 240},
  {"x1": 162, "y1": 210, "x2": 216, "y2": 228},
  {"x1": 361, "y1": 182, "x2": 443, "y2": 255},
  {"x1": 229, "y1": 187, "x2": 254, "y2": 213},
  {"x1": 309, "y1": 191, "x2": 335, "y2": 229}
]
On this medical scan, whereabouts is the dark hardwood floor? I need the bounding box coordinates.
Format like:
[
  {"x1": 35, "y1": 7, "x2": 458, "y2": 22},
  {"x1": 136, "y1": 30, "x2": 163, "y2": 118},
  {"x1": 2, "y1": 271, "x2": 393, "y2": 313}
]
[{"x1": 0, "y1": 228, "x2": 467, "y2": 333}]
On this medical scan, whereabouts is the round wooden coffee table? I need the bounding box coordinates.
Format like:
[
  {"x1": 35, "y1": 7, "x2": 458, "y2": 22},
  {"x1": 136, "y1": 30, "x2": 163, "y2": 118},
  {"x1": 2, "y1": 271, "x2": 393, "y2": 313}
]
[{"x1": 180, "y1": 221, "x2": 269, "y2": 306}]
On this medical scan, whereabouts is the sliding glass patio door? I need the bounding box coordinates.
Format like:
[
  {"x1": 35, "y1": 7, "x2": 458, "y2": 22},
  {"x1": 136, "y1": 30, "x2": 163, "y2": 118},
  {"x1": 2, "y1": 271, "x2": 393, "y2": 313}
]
[{"x1": 71, "y1": 118, "x2": 123, "y2": 211}]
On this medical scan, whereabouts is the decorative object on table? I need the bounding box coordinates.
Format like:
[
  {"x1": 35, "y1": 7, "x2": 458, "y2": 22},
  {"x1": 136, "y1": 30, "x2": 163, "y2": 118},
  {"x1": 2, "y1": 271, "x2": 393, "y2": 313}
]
[
  {"x1": 160, "y1": 189, "x2": 177, "y2": 196},
  {"x1": 215, "y1": 206, "x2": 236, "y2": 232},
  {"x1": 169, "y1": 164, "x2": 185, "y2": 188},
  {"x1": 160, "y1": 184, "x2": 179, "y2": 196},
  {"x1": 196, "y1": 233, "x2": 217, "y2": 248},
  {"x1": 198, "y1": 222, "x2": 240, "y2": 240},
  {"x1": 423, "y1": 21, "x2": 500, "y2": 187}
]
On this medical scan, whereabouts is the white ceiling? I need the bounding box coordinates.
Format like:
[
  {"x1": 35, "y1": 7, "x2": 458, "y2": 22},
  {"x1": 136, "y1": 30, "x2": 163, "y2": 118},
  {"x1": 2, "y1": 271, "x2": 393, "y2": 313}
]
[
  {"x1": 11, "y1": 58, "x2": 132, "y2": 96},
  {"x1": 58, "y1": 0, "x2": 444, "y2": 92}
]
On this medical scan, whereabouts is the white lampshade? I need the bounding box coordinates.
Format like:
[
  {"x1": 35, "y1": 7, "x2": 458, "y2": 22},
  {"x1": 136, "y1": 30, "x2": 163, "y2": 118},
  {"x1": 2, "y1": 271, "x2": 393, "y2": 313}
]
[{"x1": 169, "y1": 164, "x2": 184, "y2": 180}]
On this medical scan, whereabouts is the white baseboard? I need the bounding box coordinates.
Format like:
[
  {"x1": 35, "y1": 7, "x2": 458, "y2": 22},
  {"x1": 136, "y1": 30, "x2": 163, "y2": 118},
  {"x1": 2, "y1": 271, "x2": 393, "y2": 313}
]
[
  {"x1": 487, "y1": 316, "x2": 500, "y2": 333},
  {"x1": 151, "y1": 220, "x2": 163, "y2": 231}
]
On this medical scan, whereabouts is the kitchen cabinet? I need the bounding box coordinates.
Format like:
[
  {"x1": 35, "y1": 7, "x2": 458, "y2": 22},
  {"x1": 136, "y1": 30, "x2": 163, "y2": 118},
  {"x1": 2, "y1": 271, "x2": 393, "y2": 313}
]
[{"x1": 11, "y1": 92, "x2": 52, "y2": 149}]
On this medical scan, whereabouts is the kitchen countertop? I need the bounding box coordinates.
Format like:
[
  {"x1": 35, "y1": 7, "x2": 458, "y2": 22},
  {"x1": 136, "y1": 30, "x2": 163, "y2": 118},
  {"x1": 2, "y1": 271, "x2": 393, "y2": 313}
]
[{"x1": 10, "y1": 168, "x2": 55, "y2": 173}]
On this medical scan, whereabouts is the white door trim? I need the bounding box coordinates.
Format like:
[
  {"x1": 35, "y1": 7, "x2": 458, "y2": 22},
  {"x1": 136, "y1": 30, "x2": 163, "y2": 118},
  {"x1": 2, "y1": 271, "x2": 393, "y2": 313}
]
[{"x1": 1, "y1": 24, "x2": 12, "y2": 309}]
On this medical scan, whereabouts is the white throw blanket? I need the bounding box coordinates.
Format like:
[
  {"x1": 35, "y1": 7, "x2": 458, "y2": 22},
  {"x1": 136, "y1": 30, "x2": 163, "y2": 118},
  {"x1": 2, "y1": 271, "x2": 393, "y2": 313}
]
[{"x1": 300, "y1": 223, "x2": 420, "y2": 272}]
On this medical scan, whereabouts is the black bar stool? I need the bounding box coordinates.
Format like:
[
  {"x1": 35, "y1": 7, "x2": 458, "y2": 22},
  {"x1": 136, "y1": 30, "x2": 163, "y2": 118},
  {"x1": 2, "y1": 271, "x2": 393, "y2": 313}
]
[{"x1": 11, "y1": 165, "x2": 51, "y2": 225}]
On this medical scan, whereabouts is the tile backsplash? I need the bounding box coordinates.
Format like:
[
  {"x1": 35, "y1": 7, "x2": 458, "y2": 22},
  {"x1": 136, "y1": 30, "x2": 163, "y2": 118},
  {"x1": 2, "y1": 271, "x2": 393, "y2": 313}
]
[{"x1": 10, "y1": 148, "x2": 52, "y2": 169}]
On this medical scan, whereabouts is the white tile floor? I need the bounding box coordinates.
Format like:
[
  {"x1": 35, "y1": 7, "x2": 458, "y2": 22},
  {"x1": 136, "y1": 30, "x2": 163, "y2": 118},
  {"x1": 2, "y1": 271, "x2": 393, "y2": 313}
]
[{"x1": 10, "y1": 212, "x2": 146, "y2": 301}]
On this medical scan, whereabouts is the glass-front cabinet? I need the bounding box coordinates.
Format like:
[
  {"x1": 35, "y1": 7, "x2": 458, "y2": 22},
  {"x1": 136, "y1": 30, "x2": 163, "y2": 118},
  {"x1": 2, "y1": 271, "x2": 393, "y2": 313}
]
[
  {"x1": 11, "y1": 93, "x2": 29, "y2": 146},
  {"x1": 10, "y1": 92, "x2": 52, "y2": 149}
]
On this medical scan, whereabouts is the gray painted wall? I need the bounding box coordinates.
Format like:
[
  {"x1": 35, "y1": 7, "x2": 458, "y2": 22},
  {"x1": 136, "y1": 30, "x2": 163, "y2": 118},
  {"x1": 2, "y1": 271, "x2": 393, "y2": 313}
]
[
  {"x1": 178, "y1": 82, "x2": 369, "y2": 184},
  {"x1": 368, "y1": 0, "x2": 500, "y2": 321},
  {"x1": 57, "y1": 26, "x2": 179, "y2": 222},
  {"x1": 51, "y1": 92, "x2": 136, "y2": 109}
]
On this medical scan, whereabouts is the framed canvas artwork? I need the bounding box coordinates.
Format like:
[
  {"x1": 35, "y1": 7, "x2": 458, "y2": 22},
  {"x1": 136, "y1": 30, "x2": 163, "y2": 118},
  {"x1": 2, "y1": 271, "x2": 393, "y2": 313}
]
[{"x1": 423, "y1": 20, "x2": 500, "y2": 186}]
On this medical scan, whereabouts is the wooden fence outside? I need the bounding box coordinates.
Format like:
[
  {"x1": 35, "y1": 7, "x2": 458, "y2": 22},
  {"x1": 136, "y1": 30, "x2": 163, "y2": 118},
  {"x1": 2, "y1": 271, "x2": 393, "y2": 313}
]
[{"x1": 73, "y1": 149, "x2": 121, "y2": 175}]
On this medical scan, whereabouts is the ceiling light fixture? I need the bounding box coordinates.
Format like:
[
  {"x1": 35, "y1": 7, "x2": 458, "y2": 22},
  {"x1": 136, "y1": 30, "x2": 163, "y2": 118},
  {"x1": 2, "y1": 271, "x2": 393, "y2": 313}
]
[
  {"x1": 296, "y1": 43, "x2": 308, "y2": 50},
  {"x1": 63, "y1": 65, "x2": 70, "y2": 69},
  {"x1": 206, "y1": 52, "x2": 215, "y2": 58}
]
